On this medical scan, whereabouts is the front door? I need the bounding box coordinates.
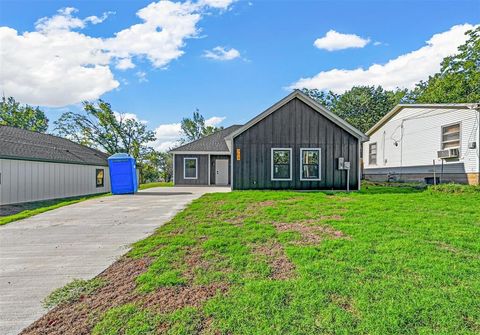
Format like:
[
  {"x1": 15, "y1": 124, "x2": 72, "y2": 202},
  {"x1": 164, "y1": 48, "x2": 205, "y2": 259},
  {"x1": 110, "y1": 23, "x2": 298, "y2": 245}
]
[{"x1": 215, "y1": 159, "x2": 229, "y2": 185}]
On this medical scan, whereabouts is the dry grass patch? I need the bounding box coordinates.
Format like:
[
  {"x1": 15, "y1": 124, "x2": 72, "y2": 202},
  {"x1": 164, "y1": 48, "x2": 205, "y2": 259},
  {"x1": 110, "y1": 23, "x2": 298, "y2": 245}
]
[
  {"x1": 273, "y1": 219, "x2": 347, "y2": 245},
  {"x1": 253, "y1": 242, "x2": 296, "y2": 280}
]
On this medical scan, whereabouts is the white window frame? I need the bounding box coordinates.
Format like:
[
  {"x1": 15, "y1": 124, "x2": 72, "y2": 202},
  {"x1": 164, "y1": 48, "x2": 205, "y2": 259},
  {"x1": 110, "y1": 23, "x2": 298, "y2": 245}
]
[
  {"x1": 271, "y1": 148, "x2": 292, "y2": 181},
  {"x1": 300, "y1": 148, "x2": 321, "y2": 181},
  {"x1": 369, "y1": 142, "x2": 377, "y2": 166},
  {"x1": 183, "y1": 157, "x2": 198, "y2": 180},
  {"x1": 441, "y1": 122, "x2": 461, "y2": 150}
]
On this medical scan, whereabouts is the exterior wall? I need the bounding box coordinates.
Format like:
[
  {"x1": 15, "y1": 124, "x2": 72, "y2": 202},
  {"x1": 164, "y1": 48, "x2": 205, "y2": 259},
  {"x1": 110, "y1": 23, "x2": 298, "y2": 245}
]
[
  {"x1": 232, "y1": 97, "x2": 359, "y2": 190},
  {"x1": 210, "y1": 155, "x2": 231, "y2": 185},
  {"x1": 363, "y1": 107, "x2": 480, "y2": 184},
  {"x1": 174, "y1": 154, "x2": 209, "y2": 185},
  {"x1": 0, "y1": 159, "x2": 110, "y2": 205}
]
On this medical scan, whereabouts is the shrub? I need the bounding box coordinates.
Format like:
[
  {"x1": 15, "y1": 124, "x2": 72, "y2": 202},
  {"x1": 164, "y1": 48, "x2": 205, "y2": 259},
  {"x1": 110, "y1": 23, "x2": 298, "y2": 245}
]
[{"x1": 428, "y1": 183, "x2": 480, "y2": 194}]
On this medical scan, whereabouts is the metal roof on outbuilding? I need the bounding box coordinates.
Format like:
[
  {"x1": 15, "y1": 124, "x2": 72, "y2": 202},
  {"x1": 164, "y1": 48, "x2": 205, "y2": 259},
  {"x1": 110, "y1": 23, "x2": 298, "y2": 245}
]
[{"x1": 0, "y1": 125, "x2": 109, "y2": 166}]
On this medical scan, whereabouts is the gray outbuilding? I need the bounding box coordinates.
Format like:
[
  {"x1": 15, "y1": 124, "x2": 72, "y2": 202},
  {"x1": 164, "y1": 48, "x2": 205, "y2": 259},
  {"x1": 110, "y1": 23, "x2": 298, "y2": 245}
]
[
  {"x1": 0, "y1": 126, "x2": 111, "y2": 205},
  {"x1": 171, "y1": 90, "x2": 368, "y2": 190}
]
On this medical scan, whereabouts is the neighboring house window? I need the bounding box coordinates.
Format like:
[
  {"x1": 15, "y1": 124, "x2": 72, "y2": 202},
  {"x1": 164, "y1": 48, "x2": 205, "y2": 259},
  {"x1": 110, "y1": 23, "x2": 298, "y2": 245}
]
[
  {"x1": 300, "y1": 148, "x2": 321, "y2": 181},
  {"x1": 369, "y1": 143, "x2": 377, "y2": 165},
  {"x1": 96, "y1": 169, "x2": 104, "y2": 187},
  {"x1": 441, "y1": 123, "x2": 461, "y2": 149},
  {"x1": 271, "y1": 148, "x2": 292, "y2": 180},
  {"x1": 184, "y1": 158, "x2": 198, "y2": 179}
]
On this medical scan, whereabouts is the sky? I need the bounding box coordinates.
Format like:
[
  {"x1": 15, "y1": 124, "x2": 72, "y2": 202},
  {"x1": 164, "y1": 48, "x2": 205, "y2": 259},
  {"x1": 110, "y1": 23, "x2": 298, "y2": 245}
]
[{"x1": 0, "y1": 0, "x2": 479, "y2": 151}]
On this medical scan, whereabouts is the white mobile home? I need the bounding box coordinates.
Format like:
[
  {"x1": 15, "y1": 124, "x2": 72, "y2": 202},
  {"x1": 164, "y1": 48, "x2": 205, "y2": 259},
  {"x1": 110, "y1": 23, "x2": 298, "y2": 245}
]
[
  {"x1": 363, "y1": 104, "x2": 480, "y2": 185},
  {"x1": 0, "y1": 126, "x2": 111, "y2": 205}
]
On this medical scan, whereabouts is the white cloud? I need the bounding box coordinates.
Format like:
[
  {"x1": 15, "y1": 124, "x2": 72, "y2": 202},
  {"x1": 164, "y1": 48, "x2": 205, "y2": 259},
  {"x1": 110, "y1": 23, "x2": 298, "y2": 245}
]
[
  {"x1": 291, "y1": 24, "x2": 475, "y2": 93},
  {"x1": 113, "y1": 111, "x2": 141, "y2": 122},
  {"x1": 151, "y1": 122, "x2": 183, "y2": 152},
  {"x1": 151, "y1": 115, "x2": 225, "y2": 152},
  {"x1": 205, "y1": 116, "x2": 226, "y2": 126},
  {"x1": 313, "y1": 30, "x2": 370, "y2": 51},
  {"x1": 199, "y1": 0, "x2": 236, "y2": 9},
  {"x1": 0, "y1": 1, "x2": 234, "y2": 107},
  {"x1": 203, "y1": 46, "x2": 240, "y2": 60},
  {"x1": 135, "y1": 71, "x2": 148, "y2": 83},
  {"x1": 116, "y1": 57, "x2": 135, "y2": 70}
]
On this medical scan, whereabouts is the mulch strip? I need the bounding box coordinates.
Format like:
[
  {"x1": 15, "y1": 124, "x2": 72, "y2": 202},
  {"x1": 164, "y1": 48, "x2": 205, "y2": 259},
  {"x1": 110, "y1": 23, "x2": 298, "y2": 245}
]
[
  {"x1": 21, "y1": 257, "x2": 151, "y2": 335},
  {"x1": 21, "y1": 248, "x2": 230, "y2": 335}
]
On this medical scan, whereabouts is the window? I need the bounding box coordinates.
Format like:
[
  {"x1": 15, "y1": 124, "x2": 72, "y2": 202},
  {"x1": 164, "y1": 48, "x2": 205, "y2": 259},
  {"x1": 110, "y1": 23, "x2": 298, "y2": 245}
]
[
  {"x1": 369, "y1": 143, "x2": 377, "y2": 165},
  {"x1": 96, "y1": 169, "x2": 104, "y2": 188},
  {"x1": 300, "y1": 148, "x2": 321, "y2": 181},
  {"x1": 271, "y1": 148, "x2": 292, "y2": 180},
  {"x1": 184, "y1": 158, "x2": 197, "y2": 179},
  {"x1": 441, "y1": 123, "x2": 461, "y2": 149}
]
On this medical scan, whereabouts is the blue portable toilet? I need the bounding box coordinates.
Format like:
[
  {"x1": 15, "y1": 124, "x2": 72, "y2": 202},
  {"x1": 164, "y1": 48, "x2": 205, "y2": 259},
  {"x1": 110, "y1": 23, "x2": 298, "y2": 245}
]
[{"x1": 108, "y1": 153, "x2": 138, "y2": 194}]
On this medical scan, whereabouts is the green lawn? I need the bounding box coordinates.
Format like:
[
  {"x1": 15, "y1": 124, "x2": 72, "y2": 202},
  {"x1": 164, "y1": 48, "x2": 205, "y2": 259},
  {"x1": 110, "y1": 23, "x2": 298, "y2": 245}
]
[
  {"x1": 0, "y1": 193, "x2": 108, "y2": 226},
  {"x1": 139, "y1": 181, "x2": 174, "y2": 190},
  {"x1": 32, "y1": 184, "x2": 480, "y2": 334}
]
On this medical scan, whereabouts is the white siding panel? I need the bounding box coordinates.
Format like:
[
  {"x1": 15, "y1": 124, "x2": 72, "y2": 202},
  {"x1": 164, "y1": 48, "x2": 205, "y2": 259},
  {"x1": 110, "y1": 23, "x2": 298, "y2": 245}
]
[
  {"x1": 0, "y1": 159, "x2": 111, "y2": 205},
  {"x1": 364, "y1": 107, "x2": 480, "y2": 174}
]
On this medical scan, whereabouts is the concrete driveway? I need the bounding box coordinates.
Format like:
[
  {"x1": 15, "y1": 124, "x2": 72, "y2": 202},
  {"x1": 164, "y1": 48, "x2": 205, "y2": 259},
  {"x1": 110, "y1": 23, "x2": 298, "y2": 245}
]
[{"x1": 0, "y1": 186, "x2": 229, "y2": 335}]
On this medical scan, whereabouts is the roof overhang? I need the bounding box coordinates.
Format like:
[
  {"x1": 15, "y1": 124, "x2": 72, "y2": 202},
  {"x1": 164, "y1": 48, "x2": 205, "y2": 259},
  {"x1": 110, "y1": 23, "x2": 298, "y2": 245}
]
[
  {"x1": 225, "y1": 90, "x2": 369, "y2": 142},
  {"x1": 170, "y1": 151, "x2": 230, "y2": 155},
  {"x1": 366, "y1": 103, "x2": 479, "y2": 136}
]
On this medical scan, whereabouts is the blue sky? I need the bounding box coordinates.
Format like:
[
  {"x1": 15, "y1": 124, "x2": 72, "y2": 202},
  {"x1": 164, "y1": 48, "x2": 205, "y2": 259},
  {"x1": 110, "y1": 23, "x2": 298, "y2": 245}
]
[{"x1": 0, "y1": 0, "x2": 479, "y2": 150}]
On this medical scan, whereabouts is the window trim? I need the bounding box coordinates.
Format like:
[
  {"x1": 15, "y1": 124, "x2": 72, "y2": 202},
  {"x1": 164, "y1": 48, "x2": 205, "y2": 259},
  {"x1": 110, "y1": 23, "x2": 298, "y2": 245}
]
[
  {"x1": 183, "y1": 157, "x2": 198, "y2": 180},
  {"x1": 369, "y1": 142, "x2": 377, "y2": 166},
  {"x1": 441, "y1": 122, "x2": 461, "y2": 150},
  {"x1": 300, "y1": 148, "x2": 321, "y2": 181},
  {"x1": 271, "y1": 148, "x2": 292, "y2": 181},
  {"x1": 96, "y1": 168, "x2": 104, "y2": 188}
]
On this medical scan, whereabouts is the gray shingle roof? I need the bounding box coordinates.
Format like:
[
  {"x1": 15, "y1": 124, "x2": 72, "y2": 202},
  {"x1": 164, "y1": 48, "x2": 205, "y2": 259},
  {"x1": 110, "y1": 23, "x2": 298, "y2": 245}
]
[
  {"x1": 0, "y1": 126, "x2": 109, "y2": 166},
  {"x1": 171, "y1": 125, "x2": 242, "y2": 152}
]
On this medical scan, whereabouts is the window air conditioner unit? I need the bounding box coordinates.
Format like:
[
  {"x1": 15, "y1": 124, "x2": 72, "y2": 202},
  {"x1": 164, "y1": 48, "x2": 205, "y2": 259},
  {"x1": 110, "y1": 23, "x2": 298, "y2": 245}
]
[{"x1": 437, "y1": 148, "x2": 459, "y2": 159}]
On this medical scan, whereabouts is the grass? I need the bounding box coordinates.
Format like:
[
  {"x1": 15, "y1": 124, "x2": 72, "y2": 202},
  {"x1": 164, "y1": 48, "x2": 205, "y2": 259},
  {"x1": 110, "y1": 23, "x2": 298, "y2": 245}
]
[
  {"x1": 0, "y1": 193, "x2": 108, "y2": 226},
  {"x1": 43, "y1": 183, "x2": 480, "y2": 334},
  {"x1": 139, "y1": 181, "x2": 173, "y2": 190},
  {"x1": 43, "y1": 278, "x2": 106, "y2": 309}
]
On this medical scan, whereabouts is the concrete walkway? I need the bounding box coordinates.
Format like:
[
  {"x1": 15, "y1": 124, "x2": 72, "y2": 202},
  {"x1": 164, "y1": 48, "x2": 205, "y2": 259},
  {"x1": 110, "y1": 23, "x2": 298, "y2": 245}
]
[{"x1": 0, "y1": 186, "x2": 229, "y2": 335}]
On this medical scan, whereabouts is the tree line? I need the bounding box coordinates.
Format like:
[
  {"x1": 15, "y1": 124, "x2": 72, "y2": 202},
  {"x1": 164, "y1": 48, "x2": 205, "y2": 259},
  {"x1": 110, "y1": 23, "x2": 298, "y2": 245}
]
[{"x1": 1, "y1": 27, "x2": 478, "y2": 182}]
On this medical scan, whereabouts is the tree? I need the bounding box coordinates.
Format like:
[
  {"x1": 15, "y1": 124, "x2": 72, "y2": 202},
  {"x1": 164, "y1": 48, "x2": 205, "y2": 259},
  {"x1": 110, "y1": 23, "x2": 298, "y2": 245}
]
[
  {"x1": 180, "y1": 109, "x2": 222, "y2": 143},
  {"x1": 54, "y1": 100, "x2": 155, "y2": 159},
  {"x1": 0, "y1": 96, "x2": 49, "y2": 132},
  {"x1": 158, "y1": 152, "x2": 173, "y2": 182},
  {"x1": 413, "y1": 26, "x2": 480, "y2": 103},
  {"x1": 137, "y1": 150, "x2": 173, "y2": 183},
  {"x1": 303, "y1": 86, "x2": 406, "y2": 133}
]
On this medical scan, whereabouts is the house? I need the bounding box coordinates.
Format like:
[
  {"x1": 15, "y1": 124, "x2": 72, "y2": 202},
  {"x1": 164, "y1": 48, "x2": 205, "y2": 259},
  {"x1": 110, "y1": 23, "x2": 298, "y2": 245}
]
[
  {"x1": 363, "y1": 103, "x2": 480, "y2": 185},
  {"x1": 171, "y1": 90, "x2": 368, "y2": 190},
  {"x1": 0, "y1": 126, "x2": 111, "y2": 205}
]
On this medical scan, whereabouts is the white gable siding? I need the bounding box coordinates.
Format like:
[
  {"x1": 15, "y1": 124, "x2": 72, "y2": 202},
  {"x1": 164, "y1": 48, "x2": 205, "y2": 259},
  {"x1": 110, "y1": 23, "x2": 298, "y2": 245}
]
[{"x1": 363, "y1": 107, "x2": 479, "y2": 174}]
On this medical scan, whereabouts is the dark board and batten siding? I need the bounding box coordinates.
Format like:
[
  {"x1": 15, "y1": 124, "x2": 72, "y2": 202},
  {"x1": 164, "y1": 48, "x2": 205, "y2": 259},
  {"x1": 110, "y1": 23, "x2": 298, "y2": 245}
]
[
  {"x1": 174, "y1": 154, "x2": 209, "y2": 185},
  {"x1": 232, "y1": 97, "x2": 359, "y2": 190}
]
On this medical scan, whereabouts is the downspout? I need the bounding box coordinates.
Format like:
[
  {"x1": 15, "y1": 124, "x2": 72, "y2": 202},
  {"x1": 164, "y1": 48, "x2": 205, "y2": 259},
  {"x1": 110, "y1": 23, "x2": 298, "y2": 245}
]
[
  {"x1": 172, "y1": 153, "x2": 175, "y2": 186},
  {"x1": 467, "y1": 103, "x2": 480, "y2": 185}
]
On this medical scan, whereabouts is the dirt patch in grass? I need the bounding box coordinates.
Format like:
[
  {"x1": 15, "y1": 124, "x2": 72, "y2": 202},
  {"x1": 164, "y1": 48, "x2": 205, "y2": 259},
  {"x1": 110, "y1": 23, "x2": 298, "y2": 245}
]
[
  {"x1": 329, "y1": 293, "x2": 358, "y2": 316},
  {"x1": 21, "y1": 257, "x2": 151, "y2": 335},
  {"x1": 253, "y1": 242, "x2": 296, "y2": 280},
  {"x1": 273, "y1": 219, "x2": 347, "y2": 245},
  {"x1": 143, "y1": 283, "x2": 228, "y2": 314}
]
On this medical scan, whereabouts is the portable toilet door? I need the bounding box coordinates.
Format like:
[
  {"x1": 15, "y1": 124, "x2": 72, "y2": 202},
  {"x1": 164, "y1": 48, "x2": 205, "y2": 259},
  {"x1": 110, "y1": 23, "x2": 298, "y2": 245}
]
[{"x1": 108, "y1": 153, "x2": 138, "y2": 194}]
